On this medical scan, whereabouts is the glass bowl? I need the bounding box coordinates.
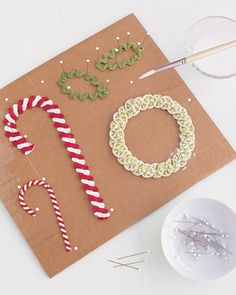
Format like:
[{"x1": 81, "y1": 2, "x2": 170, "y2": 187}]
[{"x1": 185, "y1": 16, "x2": 236, "y2": 79}]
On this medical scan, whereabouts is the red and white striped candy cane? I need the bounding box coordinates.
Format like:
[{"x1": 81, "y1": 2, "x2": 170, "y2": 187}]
[
  {"x1": 3, "y1": 95, "x2": 110, "y2": 219},
  {"x1": 18, "y1": 179, "x2": 72, "y2": 252}
]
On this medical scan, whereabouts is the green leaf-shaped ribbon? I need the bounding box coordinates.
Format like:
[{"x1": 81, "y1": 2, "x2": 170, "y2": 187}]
[
  {"x1": 57, "y1": 70, "x2": 109, "y2": 101},
  {"x1": 96, "y1": 42, "x2": 144, "y2": 72}
]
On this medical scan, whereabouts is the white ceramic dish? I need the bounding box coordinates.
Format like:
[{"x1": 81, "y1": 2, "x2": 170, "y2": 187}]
[
  {"x1": 185, "y1": 16, "x2": 236, "y2": 78},
  {"x1": 161, "y1": 198, "x2": 236, "y2": 280}
]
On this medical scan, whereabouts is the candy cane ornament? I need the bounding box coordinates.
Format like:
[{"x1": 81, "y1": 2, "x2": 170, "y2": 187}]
[
  {"x1": 3, "y1": 95, "x2": 110, "y2": 219},
  {"x1": 18, "y1": 179, "x2": 73, "y2": 252}
]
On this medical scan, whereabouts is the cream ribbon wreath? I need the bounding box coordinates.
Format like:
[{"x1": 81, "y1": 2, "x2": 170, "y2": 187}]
[{"x1": 109, "y1": 94, "x2": 195, "y2": 178}]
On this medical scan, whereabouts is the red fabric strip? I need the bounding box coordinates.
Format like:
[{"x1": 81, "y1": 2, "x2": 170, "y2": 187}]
[{"x1": 18, "y1": 99, "x2": 23, "y2": 115}]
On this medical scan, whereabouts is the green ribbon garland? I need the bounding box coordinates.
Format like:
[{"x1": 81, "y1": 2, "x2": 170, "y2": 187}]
[
  {"x1": 57, "y1": 70, "x2": 109, "y2": 101},
  {"x1": 96, "y1": 42, "x2": 144, "y2": 71}
]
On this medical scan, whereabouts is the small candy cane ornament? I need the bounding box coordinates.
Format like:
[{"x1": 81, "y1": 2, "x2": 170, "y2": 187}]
[
  {"x1": 3, "y1": 95, "x2": 110, "y2": 219},
  {"x1": 18, "y1": 179, "x2": 72, "y2": 252}
]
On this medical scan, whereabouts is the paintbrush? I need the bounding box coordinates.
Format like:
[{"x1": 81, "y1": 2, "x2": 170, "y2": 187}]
[{"x1": 139, "y1": 39, "x2": 236, "y2": 79}]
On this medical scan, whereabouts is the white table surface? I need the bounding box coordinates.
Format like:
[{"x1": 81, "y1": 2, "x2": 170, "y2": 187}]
[{"x1": 0, "y1": 0, "x2": 235, "y2": 294}]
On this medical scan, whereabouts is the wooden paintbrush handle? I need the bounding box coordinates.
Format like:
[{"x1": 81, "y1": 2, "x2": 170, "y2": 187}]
[{"x1": 186, "y1": 40, "x2": 236, "y2": 63}]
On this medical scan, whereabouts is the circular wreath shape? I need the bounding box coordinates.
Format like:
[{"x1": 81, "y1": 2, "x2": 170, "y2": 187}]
[{"x1": 109, "y1": 94, "x2": 195, "y2": 178}]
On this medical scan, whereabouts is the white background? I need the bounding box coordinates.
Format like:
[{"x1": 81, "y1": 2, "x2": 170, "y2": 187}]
[{"x1": 0, "y1": 0, "x2": 236, "y2": 294}]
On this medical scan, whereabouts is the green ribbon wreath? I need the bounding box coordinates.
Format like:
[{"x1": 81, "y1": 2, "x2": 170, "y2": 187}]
[
  {"x1": 57, "y1": 70, "x2": 109, "y2": 101},
  {"x1": 96, "y1": 42, "x2": 144, "y2": 71}
]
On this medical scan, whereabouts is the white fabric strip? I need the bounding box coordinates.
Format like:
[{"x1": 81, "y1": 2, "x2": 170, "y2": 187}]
[
  {"x1": 47, "y1": 108, "x2": 61, "y2": 114},
  {"x1": 22, "y1": 98, "x2": 29, "y2": 112},
  {"x1": 71, "y1": 157, "x2": 86, "y2": 165},
  {"x1": 57, "y1": 127, "x2": 71, "y2": 133},
  {"x1": 4, "y1": 126, "x2": 17, "y2": 132},
  {"x1": 41, "y1": 100, "x2": 53, "y2": 107},
  {"x1": 52, "y1": 118, "x2": 66, "y2": 124},
  {"x1": 94, "y1": 212, "x2": 111, "y2": 218},
  {"x1": 9, "y1": 136, "x2": 23, "y2": 141},
  {"x1": 81, "y1": 179, "x2": 95, "y2": 186},
  {"x1": 17, "y1": 142, "x2": 32, "y2": 149},
  {"x1": 86, "y1": 190, "x2": 99, "y2": 198},
  {"x1": 12, "y1": 104, "x2": 19, "y2": 117},
  {"x1": 67, "y1": 147, "x2": 81, "y2": 154},
  {"x1": 5, "y1": 114, "x2": 15, "y2": 124},
  {"x1": 76, "y1": 168, "x2": 90, "y2": 175},
  {"x1": 62, "y1": 137, "x2": 76, "y2": 144},
  {"x1": 91, "y1": 201, "x2": 105, "y2": 208},
  {"x1": 32, "y1": 95, "x2": 42, "y2": 107}
]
